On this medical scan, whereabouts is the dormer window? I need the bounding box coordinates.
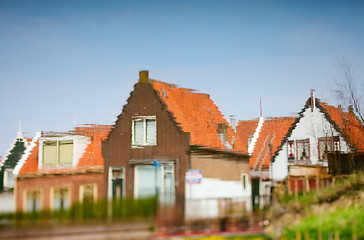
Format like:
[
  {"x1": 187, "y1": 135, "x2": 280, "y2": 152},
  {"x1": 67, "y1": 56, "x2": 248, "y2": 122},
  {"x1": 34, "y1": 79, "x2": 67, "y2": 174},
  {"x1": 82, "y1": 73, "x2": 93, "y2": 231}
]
[
  {"x1": 132, "y1": 116, "x2": 157, "y2": 147},
  {"x1": 42, "y1": 140, "x2": 73, "y2": 167}
]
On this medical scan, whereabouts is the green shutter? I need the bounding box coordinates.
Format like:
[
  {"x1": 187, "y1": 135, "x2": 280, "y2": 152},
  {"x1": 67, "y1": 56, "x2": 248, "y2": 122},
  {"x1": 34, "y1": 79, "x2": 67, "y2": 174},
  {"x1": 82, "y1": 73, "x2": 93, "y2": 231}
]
[
  {"x1": 43, "y1": 141, "x2": 57, "y2": 167},
  {"x1": 59, "y1": 140, "x2": 73, "y2": 166}
]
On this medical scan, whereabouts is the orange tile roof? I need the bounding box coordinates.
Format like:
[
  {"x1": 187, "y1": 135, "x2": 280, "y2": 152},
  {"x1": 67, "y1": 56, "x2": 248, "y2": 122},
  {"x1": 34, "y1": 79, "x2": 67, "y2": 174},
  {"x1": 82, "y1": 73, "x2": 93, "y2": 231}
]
[
  {"x1": 19, "y1": 141, "x2": 39, "y2": 174},
  {"x1": 75, "y1": 125, "x2": 112, "y2": 167},
  {"x1": 249, "y1": 117, "x2": 296, "y2": 169},
  {"x1": 19, "y1": 124, "x2": 112, "y2": 175},
  {"x1": 319, "y1": 101, "x2": 364, "y2": 152},
  {"x1": 151, "y1": 80, "x2": 239, "y2": 152},
  {"x1": 234, "y1": 119, "x2": 260, "y2": 154}
]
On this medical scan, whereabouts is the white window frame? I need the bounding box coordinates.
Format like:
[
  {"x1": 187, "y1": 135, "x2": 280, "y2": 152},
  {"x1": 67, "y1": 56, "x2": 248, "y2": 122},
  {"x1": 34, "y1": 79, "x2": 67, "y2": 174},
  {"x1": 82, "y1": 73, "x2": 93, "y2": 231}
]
[
  {"x1": 23, "y1": 188, "x2": 43, "y2": 212},
  {"x1": 79, "y1": 184, "x2": 98, "y2": 203},
  {"x1": 4, "y1": 168, "x2": 14, "y2": 188},
  {"x1": 131, "y1": 116, "x2": 157, "y2": 147},
  {"x1": 134, "y1": 163, "x2": 175, "y2": 205},
  {"x1": 108, "y1": 167, "x2": 125, "y2": 200},
  {"x1": 38, "y1": 136, "x2": 76, "y2": 169},
  {"x1": 50, "y1": 187, "x2": 70, "y2": 211}
]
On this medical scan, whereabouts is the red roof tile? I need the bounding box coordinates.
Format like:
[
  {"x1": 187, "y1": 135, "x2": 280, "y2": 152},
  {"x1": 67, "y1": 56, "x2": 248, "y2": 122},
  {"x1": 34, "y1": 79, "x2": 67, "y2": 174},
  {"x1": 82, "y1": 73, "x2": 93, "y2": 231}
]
[
  {"x1": 320, "y1": 102, "x2": 364, "y2": 152},
  {"x1": 249, "y1": 117, "x2": 296, "y2": 169},
  {"x1": 234, "y1": 119, "x2": 260, "y2": 154},
  {"x1": 151, "y1": 80, "x2": 238, "y2": 152},
  {"x1": 76, "y1": 125, "x2": 112, "y2": 167}
]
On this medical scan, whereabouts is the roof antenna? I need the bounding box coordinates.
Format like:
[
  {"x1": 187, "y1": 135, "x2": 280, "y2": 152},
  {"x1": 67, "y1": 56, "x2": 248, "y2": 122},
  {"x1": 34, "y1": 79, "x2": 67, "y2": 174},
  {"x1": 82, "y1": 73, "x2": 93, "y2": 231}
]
[
  {"x1": 17, "y1": 119, "x2": 23, "y2": 138},
  {"x1": 260, "y1": 97, "x2": 263, "y2": 117},
  {"x1": 74, "y1": 114, "x2": 77, "y2": 126}
]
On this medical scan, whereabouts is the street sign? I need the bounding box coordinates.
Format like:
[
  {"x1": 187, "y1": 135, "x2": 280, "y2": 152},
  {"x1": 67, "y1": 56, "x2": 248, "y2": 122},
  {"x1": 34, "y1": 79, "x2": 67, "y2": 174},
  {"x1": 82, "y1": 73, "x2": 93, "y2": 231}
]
[{"x1": 186, "y1": 169, "x2": 202, "y2": 184}]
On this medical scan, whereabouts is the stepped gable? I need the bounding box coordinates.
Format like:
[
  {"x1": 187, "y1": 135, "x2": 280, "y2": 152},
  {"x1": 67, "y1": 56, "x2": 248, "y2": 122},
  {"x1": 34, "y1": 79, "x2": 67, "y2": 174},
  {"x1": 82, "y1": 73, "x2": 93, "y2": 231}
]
[{"x1": 150, "y1": 80, "x2": 237, "y2": 152}]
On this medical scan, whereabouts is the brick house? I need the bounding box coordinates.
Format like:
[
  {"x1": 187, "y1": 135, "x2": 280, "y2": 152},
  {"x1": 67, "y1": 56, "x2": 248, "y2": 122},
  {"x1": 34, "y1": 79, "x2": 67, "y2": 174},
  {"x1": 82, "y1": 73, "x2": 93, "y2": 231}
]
[
  {"x1": 102, "y1": 71, "x2": 251, "y2": 221},
  {"x1": 14, "y1": 124, "x2": 111, "y2": 212}
]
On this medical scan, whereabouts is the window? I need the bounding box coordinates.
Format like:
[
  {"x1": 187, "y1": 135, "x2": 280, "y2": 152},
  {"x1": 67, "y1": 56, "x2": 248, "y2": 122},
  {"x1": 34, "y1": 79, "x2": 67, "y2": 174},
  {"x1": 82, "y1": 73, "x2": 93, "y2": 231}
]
[
  {"x1": 52, "y1": 188, "x2": 69, "y2": 211},
  {"x1": 318, "y1": 136, "x2": 340, "y2": 160},
  {"x1": 25, "y1": 189, "x2": 42, "y2": 212},
  {"x1": 80, "y1": 184, "x2": 97, "y2": 203},
  {"x1": 4, "y1": 169, "x2": 14, "y2": 188},
  {"x1": 134, "y1": 164, "x2": 174, "y2": 205},
  {"x1": 296, "y1": 139, "x2": 310, "y2": 160},
  {"x1": 110, "y1": 167, "x2": 124, "y2": 199},
  {"x1": 43, "y1": 140, "x2": 73, "y2": 167},
  {"x1": 132, "y1": 116, "x2": 156, "y2": 146},
  {"x1": 288, "y1": 140, "x2": 295, "y2": 161}
]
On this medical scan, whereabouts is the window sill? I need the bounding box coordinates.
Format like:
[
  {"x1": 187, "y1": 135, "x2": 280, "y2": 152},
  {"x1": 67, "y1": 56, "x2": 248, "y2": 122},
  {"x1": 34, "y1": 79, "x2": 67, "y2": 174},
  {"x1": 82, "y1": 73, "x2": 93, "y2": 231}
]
[{"x1": 132, "y1": 144, "x2": 157, "y2": 148}]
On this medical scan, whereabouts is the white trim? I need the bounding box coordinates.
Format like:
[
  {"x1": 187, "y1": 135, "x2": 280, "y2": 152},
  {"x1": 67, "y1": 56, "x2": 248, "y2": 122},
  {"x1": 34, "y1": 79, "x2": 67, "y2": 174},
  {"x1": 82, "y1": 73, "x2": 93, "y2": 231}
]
[
  {"x1": 38, "y1": 135, "x2": 90, "y2": 169},
  {"x1": 131, "y1": 115, "x2": 157, "y2": 147},
  {"x1": 50, "y1": 187, "x2": 71, "y2": 211},
  {"x1": 108, "y1": 166, "x2": 125, "y2": 200},
  {"x1": 13, "y1": 132, "x2": 41, "y2": 176},
  {"x1": 79, "y1": 184, "x2": 98, "y2": 203},
  {"x1": 248, "y1": 117, "x2": 264, "y2": 155}
]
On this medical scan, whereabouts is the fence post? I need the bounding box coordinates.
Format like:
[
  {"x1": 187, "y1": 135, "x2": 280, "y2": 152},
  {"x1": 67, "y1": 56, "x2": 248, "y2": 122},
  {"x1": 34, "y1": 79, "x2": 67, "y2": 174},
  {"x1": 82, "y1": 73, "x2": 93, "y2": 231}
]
[
  {"x1": 295, "y1": 179, "x2": 299, "y2": 199},
  {"x1": 318, "y1": 229, "x2": 323, "y2": 240},
  {"x1": 304, "y1": 231, "x2": 309, "y2": 240},
  {"x1": 296, "y1": 231, "x2": 301, "y2": 240},
  {"x1": 353, "y1": 232, "x2": 357, "y2": 240},
  {"x1": 335, "y1": 231, "x2": 340, "y2": 240}
]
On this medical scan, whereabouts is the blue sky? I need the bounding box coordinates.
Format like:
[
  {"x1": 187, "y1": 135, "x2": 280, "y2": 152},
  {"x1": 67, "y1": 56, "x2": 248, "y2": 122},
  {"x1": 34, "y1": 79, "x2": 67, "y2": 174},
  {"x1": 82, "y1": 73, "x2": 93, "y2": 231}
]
[{"x1": 1, "y1": 0, "x2": 364, "y2": 156}]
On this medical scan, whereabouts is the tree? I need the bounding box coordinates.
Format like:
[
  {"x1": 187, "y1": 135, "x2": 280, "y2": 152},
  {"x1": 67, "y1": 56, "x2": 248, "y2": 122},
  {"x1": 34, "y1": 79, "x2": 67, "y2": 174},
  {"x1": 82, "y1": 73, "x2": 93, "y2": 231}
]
[{"x1": 332, "y1": 58, "x2": 364, "y2": 123}]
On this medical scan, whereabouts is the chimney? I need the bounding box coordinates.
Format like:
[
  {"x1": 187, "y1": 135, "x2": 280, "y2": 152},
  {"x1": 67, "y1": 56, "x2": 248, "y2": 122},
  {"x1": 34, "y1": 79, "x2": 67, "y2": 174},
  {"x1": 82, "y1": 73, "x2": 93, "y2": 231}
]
[
  {"x1": 139, "y1": 70, "x2": 149, "y2": 83},
  {"x1": 218, "y1": 123, "x2": 228, "y2": 144},
  {"x1": 348, "y1": 105, "x2": 354, "y2": 113},
  {"x1": 230, "y1": 115, "x2": 236, "y2": 132},
  {"x1": 310, "y1": 89, "x2": 316, "y2": 112}
]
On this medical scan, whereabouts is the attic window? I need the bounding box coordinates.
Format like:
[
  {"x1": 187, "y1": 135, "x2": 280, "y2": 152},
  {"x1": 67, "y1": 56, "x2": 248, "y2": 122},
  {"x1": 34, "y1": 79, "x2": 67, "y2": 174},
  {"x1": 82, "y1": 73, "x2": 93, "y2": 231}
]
[
  {"x1": 42, "y1": 140, "x2": 73, "y2": 168},
  {"x1": 132, "y1": 116, "x2": 157, "y2": 147}
]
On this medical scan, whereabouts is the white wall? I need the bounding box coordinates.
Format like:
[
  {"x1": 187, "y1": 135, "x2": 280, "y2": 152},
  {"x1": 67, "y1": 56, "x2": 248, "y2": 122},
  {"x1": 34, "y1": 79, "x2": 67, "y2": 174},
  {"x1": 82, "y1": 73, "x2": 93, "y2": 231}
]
[
  {"x1": 185, "y1": 177, "x2": 251, "y2": 219},
  {"x1": 0, "y1": 192, "x2": 14, "y2": 213},
  {"x1": 272, "y1": 106, "x2": 350, "y2": 181}
]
